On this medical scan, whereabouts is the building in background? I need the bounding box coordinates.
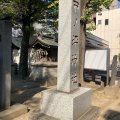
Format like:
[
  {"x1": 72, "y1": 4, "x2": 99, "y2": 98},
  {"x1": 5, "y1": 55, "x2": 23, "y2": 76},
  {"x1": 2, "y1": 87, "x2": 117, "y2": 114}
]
[
  {"x1": 91, "y1": 9, "x2": 120, "y2": 62},
  {"x1": 12, "y1": 32, "x2": 109, "y2": 66},
  {"x1": 12, "y1": 35, "x2": 58, "y2": 65},
  {"x1": 102, "y1": 0, "x2": 118, "y2": 11},
  {"x1": 91, "y1": 1, "x2": 120, "y2": 63}
]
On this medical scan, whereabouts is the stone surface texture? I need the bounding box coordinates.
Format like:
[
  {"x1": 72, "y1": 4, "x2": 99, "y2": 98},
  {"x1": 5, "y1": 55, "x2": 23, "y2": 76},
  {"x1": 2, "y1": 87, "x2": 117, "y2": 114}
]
[
  {"x1": 0, "y1": 104, "x2": 28, "y2": 120},
  {"x1": 40, "y1": 87, "x2": 92, "y2": 120},
  {"x1": 0, "y1": 20, "x2": 11, "y2": 109},
  {"x1": 110, "y1": 55, "x2": 117, "y2": 86},
  {"x1": 78, "y1": 106, "x2": 100, "y2": 120},
  {"x1": 29, "y1": 64, "x2": 57, "y2": 86},
  {"x1": 39, "y1": 0, "x2": 97, "y2": 120},
  {"x1": 57, "y1": 0, "x2": 80, "y2": 93}
]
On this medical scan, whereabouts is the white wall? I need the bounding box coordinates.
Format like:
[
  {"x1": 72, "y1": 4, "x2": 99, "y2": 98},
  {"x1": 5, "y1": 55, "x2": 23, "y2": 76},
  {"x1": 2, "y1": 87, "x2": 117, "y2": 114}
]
[{"x1": 91, "y1": 9, "x2": 120, "y2": 63}]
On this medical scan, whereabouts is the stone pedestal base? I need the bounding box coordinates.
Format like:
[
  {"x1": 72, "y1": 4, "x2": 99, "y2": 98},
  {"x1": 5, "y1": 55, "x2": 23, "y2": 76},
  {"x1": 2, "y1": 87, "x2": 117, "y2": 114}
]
[{"x1": 40, "y1": 87, "x2": 92, "y2": 120}]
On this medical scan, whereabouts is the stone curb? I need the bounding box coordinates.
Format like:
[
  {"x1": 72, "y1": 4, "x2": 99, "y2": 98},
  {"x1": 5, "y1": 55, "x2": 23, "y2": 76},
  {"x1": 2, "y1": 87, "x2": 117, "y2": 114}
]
[{"x1": 0, "y1": 104, "x2": 28, "y2": 120}]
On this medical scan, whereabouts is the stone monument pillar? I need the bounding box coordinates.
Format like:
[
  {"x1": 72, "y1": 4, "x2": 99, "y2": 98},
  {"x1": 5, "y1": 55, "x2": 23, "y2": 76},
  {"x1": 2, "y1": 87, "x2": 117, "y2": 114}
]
[
  {"x1": 57, "y1": 0, "x2": 80, "y2": 93},
  {"x1": 40, "y1": 0, "x2": 98, "y2": 120},
  {"x1": 0, "y1": 20, "x2": 12, "y2": 110},
  {"x1": 104, "y1": 55, "x2": 119, "y2": 96},
  {"x1": 110, "y1": 55, "x2": 117, "y2": 86}
]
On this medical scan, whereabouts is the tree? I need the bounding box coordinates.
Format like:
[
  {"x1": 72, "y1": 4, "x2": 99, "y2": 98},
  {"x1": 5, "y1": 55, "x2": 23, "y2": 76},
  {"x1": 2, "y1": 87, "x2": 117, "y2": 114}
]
[
  {"x1": 0, "y1": 0, "x2": 53, "y2": 79},
  {"x1": 79, "y1": 0, "x2": 113, "y2": 84},
  {"x1": 48, "y1": 0, "x2": 113, "y2": 84},
  {"x1": 118, "y1": 53, "x2": 120, "y2": 63},
  {"x1": 0, "y1": 1, "x2": 15, "y2": 19}
]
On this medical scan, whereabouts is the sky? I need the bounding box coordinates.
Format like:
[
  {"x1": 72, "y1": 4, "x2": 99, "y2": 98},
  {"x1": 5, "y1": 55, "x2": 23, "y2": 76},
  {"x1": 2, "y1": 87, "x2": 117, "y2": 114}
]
[{"x1": 118, "y1": 1, "x2": 120, "y2": 8}]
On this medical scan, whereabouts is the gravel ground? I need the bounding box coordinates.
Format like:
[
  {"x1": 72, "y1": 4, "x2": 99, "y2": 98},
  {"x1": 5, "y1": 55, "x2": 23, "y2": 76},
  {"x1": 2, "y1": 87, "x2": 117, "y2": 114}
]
[
  {"x1": 82, "y1": 82, "x2": 120, "y2": 120},
  {"x1": 10, "y1": 78, "x2": 120, "y2": 120}
]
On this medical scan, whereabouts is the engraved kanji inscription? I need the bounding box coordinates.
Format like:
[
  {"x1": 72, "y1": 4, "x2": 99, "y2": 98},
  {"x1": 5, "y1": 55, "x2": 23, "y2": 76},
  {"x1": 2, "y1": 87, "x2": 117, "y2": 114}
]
[
  {"x1": 71, "y1": 72, "x2": 77, "y2": 84},
  {"x1": 71, "y1": 54, "x2": 78, "y2": 65},
  {"x1": 72, "y1": 35, "x2": 78, "y2": 45},
  {"x1": 73, "y1": 0, "x2": 79, "y2": 8},
  {"x1": 73, "y1": 0, "x2": 79, "y2": 12},
  {"x1": 74, "y1": 18, "x2": 78, "y2": 26}
]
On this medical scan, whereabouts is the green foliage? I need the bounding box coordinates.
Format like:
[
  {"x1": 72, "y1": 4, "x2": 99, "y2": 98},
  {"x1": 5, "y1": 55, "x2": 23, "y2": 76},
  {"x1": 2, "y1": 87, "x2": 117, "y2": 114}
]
[
  {"x1": 81, "y1": 0, "x2": 113, "y2": 23},
  {"x1": 48, "y1": 0, "x2": 113, "y2": 31},
  {"x1": 48, "y1": 0, "x2": 58, "y2": 9},
  {"x1": 0, "y1": 0, "x2": 54, "y2": 35},
  {"x1": 0, "y1": 1, "x2": 15, "y2": 19},
  {"x1": 118, "y1": 53, "x2": 120, "y2": 62},
  {"x1": 0, "y1": 0, "x2": 114, "y2": 79},
  {"x1": 0, "y1": 0, "x2": 114, "y2": 31},
  {"x1": 0, "y1": 0, "x2": 52, "y2": 24},
  {"x1": 0, "y1": 0, "x2": 53, "y2": 79},
  {"x1": 87, "y1": 21, "x2": 96, "y2": 31}
]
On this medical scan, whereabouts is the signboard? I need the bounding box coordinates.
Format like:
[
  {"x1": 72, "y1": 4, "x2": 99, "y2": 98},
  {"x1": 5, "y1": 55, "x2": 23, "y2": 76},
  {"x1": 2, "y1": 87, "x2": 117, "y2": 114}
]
[{"x1": 84, "y1": 49, "x2": 110, "y2": 71}]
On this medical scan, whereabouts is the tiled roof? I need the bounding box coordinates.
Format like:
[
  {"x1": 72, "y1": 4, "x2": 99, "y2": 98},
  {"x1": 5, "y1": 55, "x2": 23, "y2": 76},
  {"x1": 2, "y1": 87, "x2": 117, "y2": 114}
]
[
  {"x1": 12, "y1": 35, "x2": 58, "y2": 49},
  {"x1": 37, "y1": 36, "x2": 58, "y2": 47}
]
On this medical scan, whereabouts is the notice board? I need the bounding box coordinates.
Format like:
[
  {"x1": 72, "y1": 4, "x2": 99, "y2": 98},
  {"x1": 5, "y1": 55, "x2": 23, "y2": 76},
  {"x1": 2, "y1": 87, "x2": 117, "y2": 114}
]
[{"x1": 84, "y1": 49, "x2": 110, "y2": 71}]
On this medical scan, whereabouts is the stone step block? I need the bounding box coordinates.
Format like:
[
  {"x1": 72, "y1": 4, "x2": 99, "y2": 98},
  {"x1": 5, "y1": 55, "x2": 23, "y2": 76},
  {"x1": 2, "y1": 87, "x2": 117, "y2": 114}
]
[
  {"x1": 78, "y1": 106, "x2": 100, "y2": 120},
  {"x1": 0, "y1": 103, "x2": 28, "y2": 120}
]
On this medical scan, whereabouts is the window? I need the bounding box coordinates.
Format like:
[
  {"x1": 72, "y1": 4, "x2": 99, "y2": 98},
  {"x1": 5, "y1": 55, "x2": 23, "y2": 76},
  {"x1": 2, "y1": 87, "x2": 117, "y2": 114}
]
[
  {"x1": 98, "y1": 20, "x2": 101, "y2": 25},
  {"x1": 93, "y1": 17, "x2": 96, "y2": 25},
  {"x1": 105, "y1": 19, "x2": 109, "y2": 25}
]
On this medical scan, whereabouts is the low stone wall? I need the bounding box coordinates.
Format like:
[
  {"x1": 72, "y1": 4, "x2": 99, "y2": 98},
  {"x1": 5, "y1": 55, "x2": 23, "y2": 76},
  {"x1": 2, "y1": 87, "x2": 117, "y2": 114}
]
[{"x1": 29, "y1": 62, "x2": 57, "y2": 87}]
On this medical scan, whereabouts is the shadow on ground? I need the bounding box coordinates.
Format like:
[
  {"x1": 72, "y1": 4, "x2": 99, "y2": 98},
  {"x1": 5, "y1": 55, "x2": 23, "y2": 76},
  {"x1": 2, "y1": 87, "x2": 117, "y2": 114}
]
[{"x1": 11, "y1": 87, "x2": 47, "y2": 109}]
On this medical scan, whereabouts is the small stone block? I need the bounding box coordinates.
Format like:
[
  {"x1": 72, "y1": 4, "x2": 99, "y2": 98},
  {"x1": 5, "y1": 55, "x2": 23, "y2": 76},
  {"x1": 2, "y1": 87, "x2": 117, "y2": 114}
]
[
  {"x1": 40, "y1": 87, "x2": 92, "y2": 120},
  {"x1": 0, "y1": 103, "x2": 28, "y2": 120},
  {"x1": 78, "y1": 106, "x2": 100, "y2": 120}
]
